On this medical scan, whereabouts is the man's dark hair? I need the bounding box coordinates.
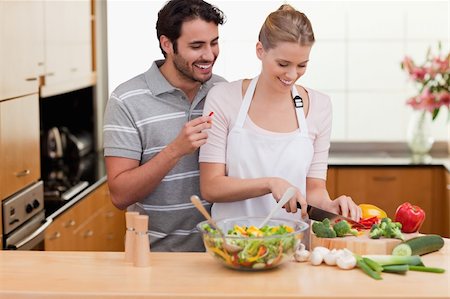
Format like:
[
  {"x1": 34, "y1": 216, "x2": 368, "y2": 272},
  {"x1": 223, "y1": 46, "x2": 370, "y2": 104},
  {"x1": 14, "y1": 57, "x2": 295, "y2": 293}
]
[{"x1": 156, "y1": 0, "x2": 225, "y2": 57}]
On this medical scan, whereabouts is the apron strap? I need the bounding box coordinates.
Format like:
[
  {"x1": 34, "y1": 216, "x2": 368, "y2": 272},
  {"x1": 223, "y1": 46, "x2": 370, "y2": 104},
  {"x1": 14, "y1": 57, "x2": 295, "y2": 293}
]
[
  {"x1": 291, "y1": 86, "x2": 309, "y2": 136},
  {"x1": 235, "y1": 77, "x2": 258, "y2": 128},
  {"x1": 236, "y1": 76, "x2": 309, "y2": 136}
]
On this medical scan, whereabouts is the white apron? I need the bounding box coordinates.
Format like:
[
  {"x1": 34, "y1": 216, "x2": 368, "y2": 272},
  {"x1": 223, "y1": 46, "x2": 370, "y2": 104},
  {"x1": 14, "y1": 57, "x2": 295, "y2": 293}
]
[{"x1": 211, "y1": 77, "x2": 314, "y2": 221}]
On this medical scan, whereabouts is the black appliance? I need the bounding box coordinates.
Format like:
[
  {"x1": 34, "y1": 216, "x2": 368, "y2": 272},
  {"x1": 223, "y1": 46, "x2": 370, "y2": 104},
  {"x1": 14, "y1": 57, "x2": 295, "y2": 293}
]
[
  {"x1": 39, "y1": 87, "x2": 98, "y2": 216},
  {"x1": 44, "y1": 127, "x2": 93, "y2": 160}
]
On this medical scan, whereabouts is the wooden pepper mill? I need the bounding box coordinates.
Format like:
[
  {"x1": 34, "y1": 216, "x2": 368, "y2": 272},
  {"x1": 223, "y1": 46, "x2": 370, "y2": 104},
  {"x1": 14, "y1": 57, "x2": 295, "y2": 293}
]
[
  {"x1": 133, "y1": 215, "x2": 150, "y2": 267},
  {"x1": 124, "y1": 211, "x2": 139, "y2": 263}
]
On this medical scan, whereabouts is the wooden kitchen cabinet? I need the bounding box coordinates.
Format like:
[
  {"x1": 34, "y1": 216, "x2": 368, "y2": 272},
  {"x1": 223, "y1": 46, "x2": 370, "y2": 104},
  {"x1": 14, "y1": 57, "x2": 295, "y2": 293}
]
[
  {"x1": 0, "y1": 1, "x2": 45, "y2": 101},
  {"x1": 326, "y1": 167, "x2": 337, "y2": 199},
  {"x1": 0, "y1": 94, "x2": 40, "y2": 200},
  {"x1": 45, "y1": 183, "x2": 125, "y2": 251},
  {"x1": 330, "y1": 166, "x2": 445, "y2": 235},
  {"x1": 40, "y1": 0, "x2": 95, "y2": 98}
]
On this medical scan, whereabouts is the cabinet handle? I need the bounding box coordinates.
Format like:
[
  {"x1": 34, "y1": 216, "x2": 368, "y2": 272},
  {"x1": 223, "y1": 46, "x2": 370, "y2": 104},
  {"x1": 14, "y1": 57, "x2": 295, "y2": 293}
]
[
  {"x1": 25, "y1": 77, "x2": 37, "y2": 81},
  {"x1": 14, "y1": 169, "x2": 30, "y2": 177},
  {"x1": 83, "y1": 230, "x2": 94, "y2": 238},
  {"x1": 64, "y1": 220, "x2": 76, "y2": 228},
  {"x1": 372, "y1": 176, "x2": 396, "y2": 182},
  {"x1": 49, "y1": 232, "x2": 61, "y2": 240},
  {"x1": 70, "y1": 68, "x2": 78, "y2": 72},
  {"x1": 46, "y1": 72, "x2": 55, "y2": 77},
  {"x1": 447, "y1": 184, "x2": 450, "y2": 190},
  {"x1": 38, "y1": 62, "x2": 44, "y2": 66}
]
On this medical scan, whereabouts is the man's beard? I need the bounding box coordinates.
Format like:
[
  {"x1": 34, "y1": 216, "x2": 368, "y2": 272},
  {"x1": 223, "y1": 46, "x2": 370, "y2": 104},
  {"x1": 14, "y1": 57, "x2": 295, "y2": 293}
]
[{"x1": 172, "y1": 54, "x2": 214, "y2": 84}]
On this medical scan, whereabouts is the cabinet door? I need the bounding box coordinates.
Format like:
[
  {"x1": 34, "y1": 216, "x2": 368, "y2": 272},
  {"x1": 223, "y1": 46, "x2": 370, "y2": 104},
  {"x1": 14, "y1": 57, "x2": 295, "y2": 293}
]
[
  {"x1": 75, "y1": 183, "x2": 125, "y2": 251},
  {"x1": 45, "y1": 183, "x2": 125, "y2": 251},
  {"x1": 445, "y1": 170, "x2": 450, "y2": 237},
  {"x1": 326, "y1": 167, "x2": 337, "y2": 199},
  {"x1": 0, "y1": 1, "x2": 44, "y2": 100},
  {"x1": 41, "y1": 0, "x2": 94, "y2": 97},
  {"x1": 0, "y1": 94, "x2": 40, "y2": 199},
  {"x1": 45, "y1": 207, "x2": 79, "y2": 251},
  {"x1": 335, "y1": 167, "x2": 434, "y2": 233},
  {"x1": 96, "y1": 197, "x2": 126, "y2": 251}
]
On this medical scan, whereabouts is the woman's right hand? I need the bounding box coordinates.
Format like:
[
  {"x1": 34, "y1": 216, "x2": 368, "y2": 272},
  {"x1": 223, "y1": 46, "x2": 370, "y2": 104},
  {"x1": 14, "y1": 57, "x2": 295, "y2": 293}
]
[{"x1": 269, "y1": 178, "x2": 307, "y2": 216}]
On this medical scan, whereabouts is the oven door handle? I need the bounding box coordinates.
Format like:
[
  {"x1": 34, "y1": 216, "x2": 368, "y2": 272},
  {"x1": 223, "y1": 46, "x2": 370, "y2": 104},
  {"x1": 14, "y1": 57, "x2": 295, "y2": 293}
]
[{"x1": 9, "y1": 218, "x2": 53, "y2": 250}]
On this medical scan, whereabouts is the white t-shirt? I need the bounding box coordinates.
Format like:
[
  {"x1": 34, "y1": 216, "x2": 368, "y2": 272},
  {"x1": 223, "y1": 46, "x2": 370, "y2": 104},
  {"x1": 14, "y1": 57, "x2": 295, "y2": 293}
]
[{"x1": 199, "y1": 79, "x2": 332, "y2": 180}]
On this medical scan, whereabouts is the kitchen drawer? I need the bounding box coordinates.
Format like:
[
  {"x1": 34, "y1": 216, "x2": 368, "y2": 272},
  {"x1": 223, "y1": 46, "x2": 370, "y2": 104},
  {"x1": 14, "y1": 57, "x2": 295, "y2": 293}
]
[
  {"x1": 334, "y1": 167, "x2": 434, "y2": 233},
  {"x1": 45, "y1": 183, "x2": 125, "y2": 251}
]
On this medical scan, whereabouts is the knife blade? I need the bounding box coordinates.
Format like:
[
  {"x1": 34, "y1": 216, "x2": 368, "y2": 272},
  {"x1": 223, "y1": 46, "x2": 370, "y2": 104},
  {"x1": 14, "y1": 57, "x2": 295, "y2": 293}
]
[{"x1": 296, "y1": 203, "x2": 365, "y2": 228}]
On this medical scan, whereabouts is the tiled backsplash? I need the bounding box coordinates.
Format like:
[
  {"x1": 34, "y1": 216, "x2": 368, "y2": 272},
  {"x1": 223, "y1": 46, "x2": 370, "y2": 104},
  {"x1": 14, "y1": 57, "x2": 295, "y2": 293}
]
[{"x1": 107, "y1": 0, "x2": 449, "y2": 142}]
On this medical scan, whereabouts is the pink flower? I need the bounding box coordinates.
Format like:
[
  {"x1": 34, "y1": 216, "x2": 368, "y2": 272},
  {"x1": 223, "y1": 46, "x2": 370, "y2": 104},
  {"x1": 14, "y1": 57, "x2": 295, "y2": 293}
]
[
  {"x1": 410, "y1": 66, "x2": 427, "y2": 81},
  {"x1": 402, "y1": 43, "x2": 450, "y2": 121},
  {"x1": 438, "y1": 92, "x2": 450, "y2": 108},
  {"x1": 401, "y1": 56, "x2": 414, "y2": 73}
]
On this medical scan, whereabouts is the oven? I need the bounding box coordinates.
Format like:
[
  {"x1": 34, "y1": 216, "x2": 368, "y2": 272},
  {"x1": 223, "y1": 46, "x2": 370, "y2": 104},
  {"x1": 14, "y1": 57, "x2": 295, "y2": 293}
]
[{"x1": 2, "y1": 181, "x2": 51, "y2": 250}]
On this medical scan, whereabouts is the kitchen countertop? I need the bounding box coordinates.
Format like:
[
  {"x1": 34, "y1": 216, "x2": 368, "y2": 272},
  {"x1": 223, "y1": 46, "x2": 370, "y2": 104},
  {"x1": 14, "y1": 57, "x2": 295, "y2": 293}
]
[
  {"x1": 328, "y1": 141, "x2": 449, "y2": 171},
  {"x1": 0, "y1": 240, "x2": 448, "y2": 298},
  {"x1": 45, "y1": 149, "x2": 448, "y2": 224},
  {"x1": 328, "y1": 152, "x2": 450, "y2": 172}
]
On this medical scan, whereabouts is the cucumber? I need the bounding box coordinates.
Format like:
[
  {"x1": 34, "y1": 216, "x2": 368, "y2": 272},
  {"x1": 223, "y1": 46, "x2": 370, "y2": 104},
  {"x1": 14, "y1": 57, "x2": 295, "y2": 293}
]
[
  {"x1": 392, "y1": 243, "x2": 412, "y2": 256},
  {"x1": 392, "y1": 235, "x2": 444, "y2": 256}
]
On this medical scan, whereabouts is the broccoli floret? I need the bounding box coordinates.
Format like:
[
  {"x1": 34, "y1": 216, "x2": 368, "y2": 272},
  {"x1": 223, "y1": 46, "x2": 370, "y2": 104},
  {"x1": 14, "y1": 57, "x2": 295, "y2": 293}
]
[
  {"x1": 384, "y1": 223, "x2": 404, "y2": 240},
  {"x1": 380, "y1": 217, "x2": 391, "y2": 224},
  {"x1": 312, "y1": 219, "x2": 337, "y2": 238},
  {"x1": 369, "y1": 219, "x2": 404, "y2": 240},
  {"x1": 369, "y1": 224, "x2": 383, "y2": 239},
  {"x1": 332, "y1": 220, "x2": 358, "y2": 237}
]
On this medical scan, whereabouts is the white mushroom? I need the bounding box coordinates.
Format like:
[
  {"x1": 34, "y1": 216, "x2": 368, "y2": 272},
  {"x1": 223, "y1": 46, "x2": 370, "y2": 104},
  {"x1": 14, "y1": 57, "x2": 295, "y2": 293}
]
[
  {"x1": 312, "y1": 246, "x2": 330, "y2": 257},
  {"x1": 310, "y1": 250, "x2": 324, "y2": 266},
  {"x1": 336, "y1": 252, "x2": 357, "y2": 270},
  {"x1": 294, "y1": 249, "x2": 311, "y2": 262},
  {"x1": 323, "y1": 249, "x2": 339, "y2": 266}
]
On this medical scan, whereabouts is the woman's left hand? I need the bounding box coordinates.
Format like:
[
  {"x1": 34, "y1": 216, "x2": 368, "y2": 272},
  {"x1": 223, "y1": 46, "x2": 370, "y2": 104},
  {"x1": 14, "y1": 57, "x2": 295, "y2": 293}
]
[{"x1": 328, "y1": 195, "x2": 361, "y2": 221}]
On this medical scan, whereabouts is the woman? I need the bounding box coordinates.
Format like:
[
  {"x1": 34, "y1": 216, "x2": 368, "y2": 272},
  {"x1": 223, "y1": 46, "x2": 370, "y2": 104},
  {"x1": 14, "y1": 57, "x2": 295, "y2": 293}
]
[{"x1": 199, "y1": 4, "x2": 361, "y2": 221}]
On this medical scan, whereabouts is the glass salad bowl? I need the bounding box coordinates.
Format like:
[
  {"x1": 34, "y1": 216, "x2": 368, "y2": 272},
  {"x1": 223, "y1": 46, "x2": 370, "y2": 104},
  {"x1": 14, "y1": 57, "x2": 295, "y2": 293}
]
[{"x1": 197, "y1": 217, "x2": 309, "y2": 271}]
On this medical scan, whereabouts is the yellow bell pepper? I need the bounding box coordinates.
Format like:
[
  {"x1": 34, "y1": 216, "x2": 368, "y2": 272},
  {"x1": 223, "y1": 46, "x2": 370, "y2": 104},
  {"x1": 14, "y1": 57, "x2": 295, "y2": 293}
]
[
  {"x1": 359, "y1": 204, "x2": 387, "y2": 219},
  {"x1": 247, "y1": 225, "x2": 263, "y2": 237},
  {"x1": 233, "y1": 225, "x2": 248, "y2": 236}
]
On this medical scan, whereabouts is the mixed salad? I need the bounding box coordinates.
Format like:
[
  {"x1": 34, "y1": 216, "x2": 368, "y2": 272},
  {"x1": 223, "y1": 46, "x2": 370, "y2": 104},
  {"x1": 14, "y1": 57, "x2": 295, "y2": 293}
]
[{"x1": 200, "y1": 223, "x2": 300, "y2": 270}]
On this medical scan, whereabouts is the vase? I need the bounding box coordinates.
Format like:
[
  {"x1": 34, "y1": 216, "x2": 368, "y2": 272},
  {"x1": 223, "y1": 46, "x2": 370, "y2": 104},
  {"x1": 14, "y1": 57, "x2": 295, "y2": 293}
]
[{"x1": 406, "y1": 110, "x2": 434, "y2": 155}]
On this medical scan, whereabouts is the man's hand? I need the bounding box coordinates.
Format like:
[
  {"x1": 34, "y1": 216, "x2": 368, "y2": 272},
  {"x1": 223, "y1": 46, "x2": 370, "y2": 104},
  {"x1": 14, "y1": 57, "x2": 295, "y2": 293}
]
[{"x1": 166, "y1": 115, "x2": 212, "y2": 158}]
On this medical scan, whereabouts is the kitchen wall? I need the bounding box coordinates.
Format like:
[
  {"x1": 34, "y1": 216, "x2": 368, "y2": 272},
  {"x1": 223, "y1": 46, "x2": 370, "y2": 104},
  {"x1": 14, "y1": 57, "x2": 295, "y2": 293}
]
[{"x1": 107, "y1": 0, "x2": 449, "y2": 142}]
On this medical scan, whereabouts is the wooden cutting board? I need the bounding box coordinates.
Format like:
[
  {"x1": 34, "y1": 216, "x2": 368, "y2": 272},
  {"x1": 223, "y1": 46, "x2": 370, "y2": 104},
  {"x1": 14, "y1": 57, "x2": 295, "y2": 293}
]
[{"x1": 310, "y1": 230, "x2": 419, "y2": 255}]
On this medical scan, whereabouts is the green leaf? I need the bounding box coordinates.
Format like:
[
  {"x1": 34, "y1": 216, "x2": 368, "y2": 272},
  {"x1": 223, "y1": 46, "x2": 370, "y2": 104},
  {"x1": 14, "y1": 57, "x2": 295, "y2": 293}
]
[{"x1": 432, "y1": 108, "x2": 440, "y2": 120}]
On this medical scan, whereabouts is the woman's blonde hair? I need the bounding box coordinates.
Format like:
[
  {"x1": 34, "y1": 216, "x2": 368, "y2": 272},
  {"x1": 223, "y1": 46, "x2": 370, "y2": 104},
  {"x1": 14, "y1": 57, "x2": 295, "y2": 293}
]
[{"x1": 258, "y1": 4, "x2": 315, "y2": 50}]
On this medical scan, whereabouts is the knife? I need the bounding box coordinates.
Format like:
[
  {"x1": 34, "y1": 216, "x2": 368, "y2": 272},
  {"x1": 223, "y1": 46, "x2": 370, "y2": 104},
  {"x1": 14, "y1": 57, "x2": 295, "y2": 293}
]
[{"x1": 296, "y1": 203, "x2": 365, "y2": 228}]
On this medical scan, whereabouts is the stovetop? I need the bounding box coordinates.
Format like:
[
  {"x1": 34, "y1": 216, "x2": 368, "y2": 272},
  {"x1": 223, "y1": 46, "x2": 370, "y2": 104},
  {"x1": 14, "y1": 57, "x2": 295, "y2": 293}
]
[{"x1": 42, "y1": 151, "x2": 106, "y2": 217}]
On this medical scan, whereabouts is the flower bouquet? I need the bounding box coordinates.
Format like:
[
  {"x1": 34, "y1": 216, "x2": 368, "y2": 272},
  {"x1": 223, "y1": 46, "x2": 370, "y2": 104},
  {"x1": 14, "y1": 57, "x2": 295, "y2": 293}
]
[
  {"x1": 401, "y1": 43, "x2": 450, "y2": 120},
  {"x1": 401, "y1": 43, "x2": 449, "y2": 154}
]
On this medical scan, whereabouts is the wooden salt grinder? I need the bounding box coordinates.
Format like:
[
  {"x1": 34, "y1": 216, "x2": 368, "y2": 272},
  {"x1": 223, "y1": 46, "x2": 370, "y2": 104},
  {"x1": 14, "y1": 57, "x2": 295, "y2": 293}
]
[
  {"x1": 133, "y1": 215, "x2": 150, "y2": 267},
  {"x1": 124, "y1": 211, "x2": 139, "y2": 262}
]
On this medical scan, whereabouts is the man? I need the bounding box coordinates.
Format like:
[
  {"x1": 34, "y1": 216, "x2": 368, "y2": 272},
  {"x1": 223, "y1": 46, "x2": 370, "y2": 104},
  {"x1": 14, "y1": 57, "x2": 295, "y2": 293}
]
[{"x1": 103, "y1": 0, "x2": 226, "y2": 251}]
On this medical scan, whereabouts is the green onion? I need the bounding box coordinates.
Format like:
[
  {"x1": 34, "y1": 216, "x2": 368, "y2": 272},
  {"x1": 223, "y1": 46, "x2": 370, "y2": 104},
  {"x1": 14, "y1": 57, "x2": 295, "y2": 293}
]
[
  {"x1": 355, "y1": 255, "x2": 382, "y2": 280},
  {"x1": 362, "y1": 255, "x2": 422, "y2": 266},
  {"x1": 409, "y1": 265, "x2": 445, "y2": 273},
  {"x1": 363, "y1": 257, "x2": 383, "y2": 273},
  {"x1": 382, "y1": 264, "x2": 409, "y2": 273}
]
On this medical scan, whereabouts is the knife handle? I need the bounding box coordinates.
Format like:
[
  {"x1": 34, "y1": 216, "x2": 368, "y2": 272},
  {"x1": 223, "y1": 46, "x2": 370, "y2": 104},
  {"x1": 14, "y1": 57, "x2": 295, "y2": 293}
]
[{"x1": 296, "y1": 203, "x2": 312, "y2": 213}]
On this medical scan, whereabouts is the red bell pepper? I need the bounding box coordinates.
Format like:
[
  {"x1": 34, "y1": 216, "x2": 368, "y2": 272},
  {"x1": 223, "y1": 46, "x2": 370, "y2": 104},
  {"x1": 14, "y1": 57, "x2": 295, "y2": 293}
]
[
  {"x1": 394, "y1": 202, "x2": 426, "y2": 233},
  {"x1": 356, "y1": 216, "x2": 380, "y2": 230}
]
